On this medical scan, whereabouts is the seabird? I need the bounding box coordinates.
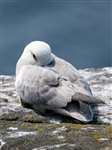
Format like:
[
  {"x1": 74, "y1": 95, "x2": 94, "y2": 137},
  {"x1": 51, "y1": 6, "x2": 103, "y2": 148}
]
[{"x1": 15, "y1": 41, "x2": 102, "y2": 122}]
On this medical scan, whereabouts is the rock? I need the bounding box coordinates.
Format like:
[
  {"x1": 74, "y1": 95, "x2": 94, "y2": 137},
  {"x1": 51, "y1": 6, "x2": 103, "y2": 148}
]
[
  {"x1": 0, "y1": 68, "x2": 112, "y2": 149},
  {"x1": 0, "y1": 122, "x2": 112, "y2": 150},
  {"x1": 79, "y1": 67, "x2": 112, "y2": 124}
]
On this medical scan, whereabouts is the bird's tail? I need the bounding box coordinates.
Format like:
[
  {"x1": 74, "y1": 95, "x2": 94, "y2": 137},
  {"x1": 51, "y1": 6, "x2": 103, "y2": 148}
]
[
  {"x1": 72, "y1": 92, "x2": 105, "y2": 105},
  {"x1": 53, "y1": 101, "x2": 94, "y2": 122}
]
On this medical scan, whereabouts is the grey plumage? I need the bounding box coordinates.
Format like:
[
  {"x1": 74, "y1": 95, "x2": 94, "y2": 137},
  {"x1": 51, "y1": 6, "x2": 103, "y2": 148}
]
[{"x1": 15, "y1": 41, "x2": 102, "y2": 123}]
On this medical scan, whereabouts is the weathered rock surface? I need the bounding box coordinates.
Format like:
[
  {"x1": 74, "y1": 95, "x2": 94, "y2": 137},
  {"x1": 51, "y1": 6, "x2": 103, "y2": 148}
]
[
  {"x1": 79, "y1": 68, "x2": 112, "y2": 124},
  {"x1": 0, "y1": 68, "x2": 112, "y2": 150}
]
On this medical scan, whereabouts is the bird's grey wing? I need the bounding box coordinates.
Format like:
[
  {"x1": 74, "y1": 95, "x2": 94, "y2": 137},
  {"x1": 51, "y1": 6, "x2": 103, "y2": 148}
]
[
  {"x1": 51, "y1": 54, "x2": 92, "y2": 96},
  {"x1": 39, "y1": 68, "x2": 75, "y2": 108},
  {"x1": 51, "y1": 54, "x2": 80, "y2": 82},
  {"x1": 51, "y1": 54, "x2": 104, "y2": 104},
  {"x1": 39, "y1": 69, "x2": 95, "y2": 122},
  {"x1": 15, "y1": 65, "x2": 73, "y2": 109},
  {"x1": 15, "y1": 65, "x2": 94, "y2": 122}
]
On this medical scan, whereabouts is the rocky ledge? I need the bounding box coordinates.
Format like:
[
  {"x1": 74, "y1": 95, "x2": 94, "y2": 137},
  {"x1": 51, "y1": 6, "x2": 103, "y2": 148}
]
[{"x1": 0, "y1": 68, "x2": 112, "y2": 150}]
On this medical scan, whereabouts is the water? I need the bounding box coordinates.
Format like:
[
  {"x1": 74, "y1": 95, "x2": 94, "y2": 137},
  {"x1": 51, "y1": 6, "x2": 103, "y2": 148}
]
[{"x1": 0, "y1": 0, "x2": 111, "y2": 74}]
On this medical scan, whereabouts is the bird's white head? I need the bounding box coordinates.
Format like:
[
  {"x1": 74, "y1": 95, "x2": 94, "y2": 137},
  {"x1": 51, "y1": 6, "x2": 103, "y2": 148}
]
[
  {"x1": 16, "y1": 41, "x2": 54, "y2": 75},
  {"x1": 23, "y1": 41, "x2": 54, "y2": 66}
]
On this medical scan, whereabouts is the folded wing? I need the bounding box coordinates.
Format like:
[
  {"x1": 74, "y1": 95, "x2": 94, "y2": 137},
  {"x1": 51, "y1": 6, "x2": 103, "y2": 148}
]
[{"x1": 15, "y1": 65, "x2": 95, "y2": 122}]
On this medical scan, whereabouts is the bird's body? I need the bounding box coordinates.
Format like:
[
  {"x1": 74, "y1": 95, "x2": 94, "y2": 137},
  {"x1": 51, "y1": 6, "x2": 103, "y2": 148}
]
[
  {"x1": 48, "y1": 54, "x2": 92, "y2": 96},
  {"x1": 15, "y1": 41, "x2": 102, "y2": 123}
]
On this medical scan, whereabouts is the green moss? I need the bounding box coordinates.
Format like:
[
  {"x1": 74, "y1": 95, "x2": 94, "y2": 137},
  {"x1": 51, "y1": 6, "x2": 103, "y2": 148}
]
[
  {"x1": 21, "y1": 113, "x2": 48, "y2": 123},
  {"x1": 66, "y1": 123, "x2": 87, "y2": 130},
  {"x1": 0, "y1": 113, "x2": 19, "y2": 121},
  {"x1": 106, "y1": 126, "x2": 112, "y2": 138},
  {"x1": 20, "y1": 123, "x2": 58, "y2": 132},
  {"x1": 89, "y1": 131, "x2": 102, "y2": 141},
  {"x1": 22, "y1": 114, "x2": 38, "y2": 123}
]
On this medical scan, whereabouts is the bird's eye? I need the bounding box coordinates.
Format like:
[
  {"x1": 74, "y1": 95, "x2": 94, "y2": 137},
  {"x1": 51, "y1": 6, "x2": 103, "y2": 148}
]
[{"x1": 32, "y1": 53, "x2": 37, "y2": 61}]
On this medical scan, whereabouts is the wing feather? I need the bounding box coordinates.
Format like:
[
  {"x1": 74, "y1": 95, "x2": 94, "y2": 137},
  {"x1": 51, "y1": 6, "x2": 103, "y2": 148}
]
[{"x1": 15, "y1": 65, "x2": 74, "y2": 109}]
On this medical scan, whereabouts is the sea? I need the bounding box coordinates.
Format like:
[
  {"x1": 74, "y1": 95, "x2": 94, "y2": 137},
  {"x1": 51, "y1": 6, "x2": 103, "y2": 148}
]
[{"x1": 0, "y1": 0, "x2": 111, "y2": 74}]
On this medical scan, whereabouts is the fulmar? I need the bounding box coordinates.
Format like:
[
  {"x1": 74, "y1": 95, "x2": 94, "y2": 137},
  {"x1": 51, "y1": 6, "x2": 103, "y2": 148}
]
[{"x1": 15, "y1": 41, "x2": 102, "y2": 123}]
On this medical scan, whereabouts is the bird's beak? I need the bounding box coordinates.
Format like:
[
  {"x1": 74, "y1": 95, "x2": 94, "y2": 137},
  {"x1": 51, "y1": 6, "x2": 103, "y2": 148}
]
[{"x1": 47, "y1": 54, "x2": 55, "y2": 66}]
